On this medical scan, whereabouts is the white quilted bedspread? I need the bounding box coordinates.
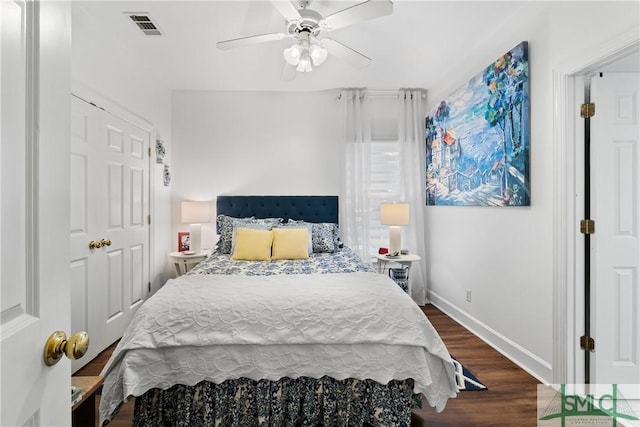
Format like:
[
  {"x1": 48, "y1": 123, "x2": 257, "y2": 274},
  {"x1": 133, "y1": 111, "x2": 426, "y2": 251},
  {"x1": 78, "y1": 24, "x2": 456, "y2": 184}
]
[{"x1": 99, "y1": 272, "x2": 457, "y2": 424}]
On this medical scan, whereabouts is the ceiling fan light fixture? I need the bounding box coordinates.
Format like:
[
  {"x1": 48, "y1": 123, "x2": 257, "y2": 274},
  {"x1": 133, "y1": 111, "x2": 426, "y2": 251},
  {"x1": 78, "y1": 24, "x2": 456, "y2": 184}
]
[
  {"x1": 284, "y1": 41, "x2": 321, "y2": 73},
  {"x1": 283, "y1": 43, "x2": 303, "y2": 66},
  {"x1": 296, "y1": 50, "x2": 313, "y2": 72},
  {"x1": 217, "y1": 0, "x2": 393, "y2": 77},
  {"x1": 309, "y1": 43, "x2": 327, "y2": 66}
]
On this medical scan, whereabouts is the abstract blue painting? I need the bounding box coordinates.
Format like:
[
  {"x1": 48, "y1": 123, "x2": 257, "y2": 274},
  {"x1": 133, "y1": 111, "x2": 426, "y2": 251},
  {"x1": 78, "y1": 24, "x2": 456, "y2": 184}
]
[{"x1": 426, "y1": 41, "x2": 530, "y2": 206}]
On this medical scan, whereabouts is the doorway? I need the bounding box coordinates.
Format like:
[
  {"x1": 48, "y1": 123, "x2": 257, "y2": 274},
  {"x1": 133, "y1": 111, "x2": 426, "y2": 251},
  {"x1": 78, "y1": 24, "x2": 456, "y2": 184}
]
[{"x1": 552, "y1": 33, "x2": 640, "y2": 385}]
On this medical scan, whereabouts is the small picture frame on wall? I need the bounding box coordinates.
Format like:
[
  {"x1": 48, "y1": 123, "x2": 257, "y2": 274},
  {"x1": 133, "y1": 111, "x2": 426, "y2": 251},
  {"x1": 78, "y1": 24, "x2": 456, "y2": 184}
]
[
  {"x1": 178, "y1": 232, "x2": 190, "y2": 252},
  {"x1": 155, "y1": 140, "x2": 166, "y2": 164},
  {"x1": 163, "y1": 164, "x2": 171, "y2": 187}
]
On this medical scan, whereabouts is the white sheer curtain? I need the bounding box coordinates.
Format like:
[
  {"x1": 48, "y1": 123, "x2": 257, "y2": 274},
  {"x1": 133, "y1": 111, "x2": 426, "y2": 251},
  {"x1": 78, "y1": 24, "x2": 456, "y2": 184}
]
[
  {"x1": 340, "y1": 88, "x2": 428, "y2": 304},
  {"x1": 398, "y1": 89, "x2": 428, "y2": 304},
  {"x1": 339, "y1": 89, "x2": 371, "y2": 261}
]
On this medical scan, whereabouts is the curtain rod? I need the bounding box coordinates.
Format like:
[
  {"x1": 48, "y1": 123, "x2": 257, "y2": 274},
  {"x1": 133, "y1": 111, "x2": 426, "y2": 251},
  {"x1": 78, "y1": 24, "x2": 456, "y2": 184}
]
[{"x1": 337, "y1": 88, "x2": 427, "y2": 100}]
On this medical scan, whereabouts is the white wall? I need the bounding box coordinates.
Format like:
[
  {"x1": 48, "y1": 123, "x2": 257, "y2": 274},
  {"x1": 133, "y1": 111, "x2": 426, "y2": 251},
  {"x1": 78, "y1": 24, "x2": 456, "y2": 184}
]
[
  {"x1": 424, "y1": 1, "x2": 639, "y2": 383},
  {"x1": 171, "y1": 90, "x2": 342, "y2": 250},
  {"x1": 71, "y1": 7, "x2": 173, "y2": 290}
]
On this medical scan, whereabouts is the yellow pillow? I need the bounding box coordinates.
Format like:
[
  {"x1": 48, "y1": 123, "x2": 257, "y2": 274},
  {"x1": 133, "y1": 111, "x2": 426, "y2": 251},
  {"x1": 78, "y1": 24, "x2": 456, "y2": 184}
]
[
  {"x1": 271, "y1": 227, "x2": 310, "y2": 260},
  {"x1": 231, "y1": 227, "x2": 273, "y2": 261}
]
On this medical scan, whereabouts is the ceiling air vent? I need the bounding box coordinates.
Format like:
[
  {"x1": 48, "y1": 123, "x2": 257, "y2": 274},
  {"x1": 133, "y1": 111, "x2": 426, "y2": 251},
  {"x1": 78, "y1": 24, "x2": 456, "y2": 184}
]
[{"x1": 125, "y1": 13, "x2": 162, "y2": 36}]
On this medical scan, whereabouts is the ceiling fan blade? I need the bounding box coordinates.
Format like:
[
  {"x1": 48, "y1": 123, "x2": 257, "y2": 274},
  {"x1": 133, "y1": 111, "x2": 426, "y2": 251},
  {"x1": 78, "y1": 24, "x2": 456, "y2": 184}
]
[
  {"x1": 217, "y1": 32, "x2": 289, "y2": 50},
  {"x1": 321, "y1": 0, "x2": 393, "y2": 31},
  {"x1": 270, "y1": 0, "x2": 301, "y2": 21},
  {"x1": 322, "y1": 38, "x2": 371, "y2": 68},
  {"x1": 281, "y1": 63, "x2": 297, "y2": 81}
]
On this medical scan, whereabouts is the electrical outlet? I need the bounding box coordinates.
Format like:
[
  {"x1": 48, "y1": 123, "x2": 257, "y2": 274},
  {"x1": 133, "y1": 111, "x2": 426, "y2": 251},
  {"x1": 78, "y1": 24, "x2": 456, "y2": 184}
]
[{"x1": 466, "y1": 288, "x2": 472, "y2": 303}]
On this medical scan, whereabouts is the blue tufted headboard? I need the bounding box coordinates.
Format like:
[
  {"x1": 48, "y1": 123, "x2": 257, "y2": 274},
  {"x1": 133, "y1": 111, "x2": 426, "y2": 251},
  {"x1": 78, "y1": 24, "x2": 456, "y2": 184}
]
[{"x1": 216, "y1": 196, "x2": 338, "y2": 233}]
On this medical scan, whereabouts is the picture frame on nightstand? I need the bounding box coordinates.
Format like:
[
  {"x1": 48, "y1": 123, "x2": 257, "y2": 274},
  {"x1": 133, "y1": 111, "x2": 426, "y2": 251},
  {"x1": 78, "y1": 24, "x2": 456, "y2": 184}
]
[{"x1": 178, "y1": 231, "x2": 190, "y2": 252}]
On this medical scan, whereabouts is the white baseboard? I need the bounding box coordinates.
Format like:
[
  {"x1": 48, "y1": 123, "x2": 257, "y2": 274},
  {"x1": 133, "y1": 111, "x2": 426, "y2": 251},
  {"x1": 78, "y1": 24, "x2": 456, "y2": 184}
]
[{"x1": 428, "y1": 290, "x2": 553, "y2": 384}]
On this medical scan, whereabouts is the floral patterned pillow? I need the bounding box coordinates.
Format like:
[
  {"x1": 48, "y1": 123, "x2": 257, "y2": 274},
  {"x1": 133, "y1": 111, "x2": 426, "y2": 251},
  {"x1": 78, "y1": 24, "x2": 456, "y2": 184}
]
[
  {"x1": 216, "y1": 215, "x2": 281, "y2": 254},
  {"x1": 287, "y1": 220, "x2": 340, "y2": 253}
]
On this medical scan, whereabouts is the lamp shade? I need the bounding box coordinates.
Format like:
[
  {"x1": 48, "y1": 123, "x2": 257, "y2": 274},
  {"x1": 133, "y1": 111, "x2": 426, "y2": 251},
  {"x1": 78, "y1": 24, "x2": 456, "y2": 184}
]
[
  {"x1": 380, "y1": 202, "x2": 410, "y2": 226},
  {"x1": 283, "y1": 44, "x2": 302, "y2": 66},
  {"x1": 309, "y1": 43, "x2": 327, "y2": 66},
  {"x1": 181, "y1": 201, "x2": 211, "y2": 224}
]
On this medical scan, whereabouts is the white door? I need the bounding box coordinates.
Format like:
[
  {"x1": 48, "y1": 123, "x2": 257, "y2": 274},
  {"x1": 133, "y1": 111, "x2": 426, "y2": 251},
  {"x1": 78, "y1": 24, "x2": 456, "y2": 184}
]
[
  {"x1": 1, "y1": 1, "x2": 72, "y2": 426},
  {"x1": 592, "y1": 72, "x2": 640, "y2": 384},
  {"x1": 70, "y1": 96, "x2": 150, "y2": 371}
]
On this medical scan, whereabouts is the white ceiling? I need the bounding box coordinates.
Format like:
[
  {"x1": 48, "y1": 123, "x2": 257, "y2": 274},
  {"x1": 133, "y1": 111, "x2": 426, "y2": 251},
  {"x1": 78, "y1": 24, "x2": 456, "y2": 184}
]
[
  {"x1": 72, "y1": 1, "x2": 639, "y2": 93},
  {"x1": 72, "y1": 0, "x2": 535, "y2": 92}
]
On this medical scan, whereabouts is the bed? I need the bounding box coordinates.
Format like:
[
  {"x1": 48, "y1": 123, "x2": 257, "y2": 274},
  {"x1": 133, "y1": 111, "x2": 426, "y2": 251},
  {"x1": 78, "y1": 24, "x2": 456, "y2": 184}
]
[{"x1": 99, "y1": 195, "x2": 457, "y2": 426}]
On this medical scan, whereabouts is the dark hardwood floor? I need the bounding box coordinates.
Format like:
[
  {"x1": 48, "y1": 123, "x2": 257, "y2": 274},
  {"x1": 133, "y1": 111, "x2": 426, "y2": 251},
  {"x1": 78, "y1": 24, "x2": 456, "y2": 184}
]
[
  {"x1": 75, "y1": 304, "x2": 540, "y2": 426},
  {"x1": 412, "y1": 305, "x2": 540, "y2": 426}
]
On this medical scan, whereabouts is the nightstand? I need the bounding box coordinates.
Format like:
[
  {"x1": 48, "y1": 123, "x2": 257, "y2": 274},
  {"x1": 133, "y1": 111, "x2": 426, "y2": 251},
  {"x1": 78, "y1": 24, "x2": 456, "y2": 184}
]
[
  {"x1": 71, "y1": 376, "x2": 103, "y2": 427},
  {"x1": 375, "y1": 253, "x2": 421, "y2": 294},
  {"x1": 375, "y1": 253, "x2": 421, "y2": 274},
  {"x1": 169, "y1": 250, "x2": 209, "y2": 276}
]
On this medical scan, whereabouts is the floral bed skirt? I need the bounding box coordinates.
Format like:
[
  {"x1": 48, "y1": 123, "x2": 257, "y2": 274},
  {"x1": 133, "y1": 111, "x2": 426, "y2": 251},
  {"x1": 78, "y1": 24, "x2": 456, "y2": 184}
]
[{"x1": 132, "y1": 376, "x2": 420, "y2": 427}]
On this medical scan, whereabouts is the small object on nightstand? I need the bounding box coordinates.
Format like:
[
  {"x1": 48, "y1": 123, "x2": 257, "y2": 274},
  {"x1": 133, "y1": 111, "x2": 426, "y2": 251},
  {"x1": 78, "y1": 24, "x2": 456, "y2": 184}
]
[
  {"x1": 374, "y1": 252, "x2": 421, "y2": 295},
  {"x1": 71, "y1": 385, "x2": 82, "y2": 406},
  {"x1": 401, "y1": 249, "x2": 409, "y2": 255},
  {"x1": 378, "y1": 247, "x2": 388, "y2": 255},
  {"x1": 389, "y1": 267, "x2": 409, "y2": 293}
]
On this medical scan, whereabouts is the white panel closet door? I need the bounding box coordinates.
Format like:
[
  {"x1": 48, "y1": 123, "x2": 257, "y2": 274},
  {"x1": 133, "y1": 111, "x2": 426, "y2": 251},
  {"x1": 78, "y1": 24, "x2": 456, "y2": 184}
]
[
  {"x1": 592, "y1": 72, "x2": 640, "y2": 385},
  {"x1": 70, "y1": 96, "x2": 150, "y2": 371}
]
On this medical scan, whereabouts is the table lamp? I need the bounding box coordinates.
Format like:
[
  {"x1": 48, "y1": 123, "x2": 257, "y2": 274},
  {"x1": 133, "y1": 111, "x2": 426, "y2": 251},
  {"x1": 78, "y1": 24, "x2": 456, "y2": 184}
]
[
  {"x1": 181, "y1": 201, "x2": 211, "y2": 252},
  {"x1": 380, "y1": 202, "x2": 410, "y2": 254}
]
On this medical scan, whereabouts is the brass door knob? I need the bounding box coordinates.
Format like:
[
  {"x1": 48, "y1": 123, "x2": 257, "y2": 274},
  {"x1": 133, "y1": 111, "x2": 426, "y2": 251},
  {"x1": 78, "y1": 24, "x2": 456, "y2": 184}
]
[
  {"x1": 100, "y1": 238, "x2": 111, "y2": 247},
  {"x1": 89, "y1": 240, "x2": 102, "y2": 249},
  {"x1": 43, "y1": 331, "x2": 90, "y2": 366}
]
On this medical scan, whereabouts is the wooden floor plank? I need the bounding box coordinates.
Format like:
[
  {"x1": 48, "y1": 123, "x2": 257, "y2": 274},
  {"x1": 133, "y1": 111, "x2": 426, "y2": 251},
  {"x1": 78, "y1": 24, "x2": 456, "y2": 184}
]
[{"x1": 75, "y1": 304, "x2": 540, "y2": 426}]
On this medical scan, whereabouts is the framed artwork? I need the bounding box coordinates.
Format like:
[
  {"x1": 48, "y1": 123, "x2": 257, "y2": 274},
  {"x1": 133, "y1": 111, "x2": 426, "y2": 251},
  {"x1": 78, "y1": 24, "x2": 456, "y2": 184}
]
[
  {"x1": 426, "y1": 41, "x2": 530, "y2": 206},
  {"x1": 178, "y1": 231, "x2": 190, "y2": 252}
]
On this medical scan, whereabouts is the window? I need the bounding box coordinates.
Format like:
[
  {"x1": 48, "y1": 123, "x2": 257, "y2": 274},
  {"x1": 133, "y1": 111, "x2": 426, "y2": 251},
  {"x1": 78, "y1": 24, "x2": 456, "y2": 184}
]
[
  {"x1": 368, "y1": 139, "x2": 402, "y2": 256},
  {"x1": 341, "y1": 89, "x2": 427, "y2": 302},
  {"x1": 367, "y1": 98, "x2": 402, "y2": 257},
  {"x1": 342, "y1": 92, "x2": 405, "y2": 259}
]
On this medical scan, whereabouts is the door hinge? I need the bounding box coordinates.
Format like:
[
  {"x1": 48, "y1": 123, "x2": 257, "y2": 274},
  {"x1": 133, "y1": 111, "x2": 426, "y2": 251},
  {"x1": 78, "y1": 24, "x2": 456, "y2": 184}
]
[
  {"x1": 580, "y1": 219, "x2": 595, "y2": 234},
  {"x1": 147, "y1": 214, "x2": 151, "y2": 225},
  {"x1": 148, "y1": 281, "x2": 151, "y2": 292},
  {"x1": 148, "y1": 147, "x2": 151, "y2": 157},
  {"x1": 580, "y1": 335, "x2": 595, "y2": 352},
  {"x1": 580, "y1": 102, "x2": 595, "y2": 118}
]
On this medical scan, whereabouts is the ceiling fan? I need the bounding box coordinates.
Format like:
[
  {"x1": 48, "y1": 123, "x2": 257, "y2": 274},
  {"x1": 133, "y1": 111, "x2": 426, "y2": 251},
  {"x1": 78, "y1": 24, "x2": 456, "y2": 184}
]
[{"x1": 216, "y1": 0, "x2": 393, "y2": 80}]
